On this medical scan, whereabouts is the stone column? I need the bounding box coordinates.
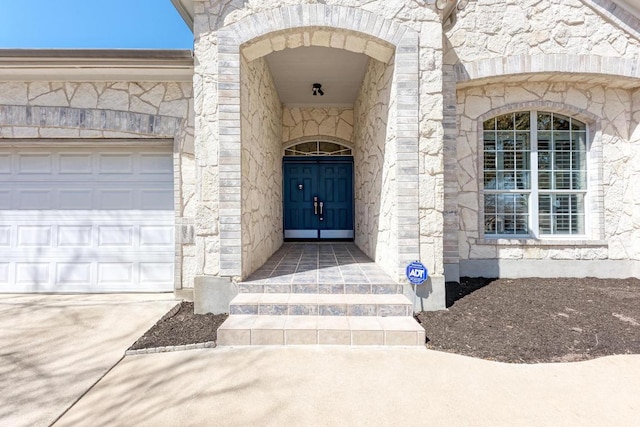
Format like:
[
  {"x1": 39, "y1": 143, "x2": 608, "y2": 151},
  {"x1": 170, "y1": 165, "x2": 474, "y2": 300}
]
[{"x1": 192, "y1": 1, "x2": 238, "y2": 313}]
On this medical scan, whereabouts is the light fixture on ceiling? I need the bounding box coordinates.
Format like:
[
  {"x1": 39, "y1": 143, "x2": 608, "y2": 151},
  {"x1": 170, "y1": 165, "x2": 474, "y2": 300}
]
[{"x1": 312, "y1": 83, "x2": 324, "y2": 96}]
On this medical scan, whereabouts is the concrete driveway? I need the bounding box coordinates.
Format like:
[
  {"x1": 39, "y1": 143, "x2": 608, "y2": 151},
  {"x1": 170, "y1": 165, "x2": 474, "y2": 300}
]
[
  {"x1": 0, "y1": 293, "x2": 177, "y2": 427},
  {"x1": 55, "y1": 346, "x2": 640, "y2": 427}
]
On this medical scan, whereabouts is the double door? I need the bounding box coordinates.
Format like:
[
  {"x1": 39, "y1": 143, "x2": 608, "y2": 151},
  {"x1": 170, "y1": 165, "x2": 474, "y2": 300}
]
[{"x1": 283, "y1": 158, "x2": 353, "y2": 239}]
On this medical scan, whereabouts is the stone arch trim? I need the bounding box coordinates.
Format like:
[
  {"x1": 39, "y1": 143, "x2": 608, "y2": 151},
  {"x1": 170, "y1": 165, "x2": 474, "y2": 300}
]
[
  {"x1": 475, "y1": 101, "x2": 604, "y2": 241},
  {"x1": 477, "y1": 100, "x2": 600, "y2": 126},
  {"x1": 213, "y1": 4, "x2": 421, "y2": 276},
  {"x1": 455, "y1": 54, "x2": 640, "y2": 84},
  {"x1": 220, "y1": 5, "x2": 412, "y2": 51},
  {"x1": 0, "y1": 105, "x2": 183, "y2": 137}
]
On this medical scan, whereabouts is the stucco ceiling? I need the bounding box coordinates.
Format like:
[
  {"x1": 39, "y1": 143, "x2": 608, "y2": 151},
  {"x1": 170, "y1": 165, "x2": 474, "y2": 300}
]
[{"x1": 265, "y1": 46, "x2": 370, "y2": 107}]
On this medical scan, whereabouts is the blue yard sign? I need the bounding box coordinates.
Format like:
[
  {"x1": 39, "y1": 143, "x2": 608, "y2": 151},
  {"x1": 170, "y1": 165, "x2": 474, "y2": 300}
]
[{"x1": 406, "y1": 261, "x2": 428, "y2": 285}]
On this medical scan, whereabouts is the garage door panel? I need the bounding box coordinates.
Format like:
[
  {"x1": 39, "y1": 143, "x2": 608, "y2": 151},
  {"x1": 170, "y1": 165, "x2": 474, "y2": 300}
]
[
  {"x1": 140, "y1": 263, "x2": 173, "y2": 284},
  {"x1": 0, "y1": 263, "x2": 9, "y2": 284},
  {"x1": 56, "y1": 263, "x2": 92, "y2": 285},
  {"x1": 58, "y1": 226, "x2": 92, "y2": 247},
  {"x1": 18, "y1": 190, "x2": 53, "y2": 209},
  {"x1": 18, "y1": 153, "x2": 53, "y2": 174},
  {"x1": 141, "y1": 189, "x2": 173, "y2": 209},
  {"x1": 17, "y1": 226, "x2": 52, "y2": 247},
  {"x1": 59, "y1": 153, "x2": 92, "y2": 174},
  {"x1": 98, "y1": 263, "x2": 134, "y2": 284},
  {"x1": 1, "y1": 146, "x2": 174, "y2": 292},
  {"x1": 98, "y1": 153, "x2": 134, "y2": 174},
  {"x1": 60, "y1": 190, "x2": 94, "y2": 209},
  {"x1": 140, "y1": 226, "x2": 173, "y2": 246},
  {"x1": 99, "y1": 226, "x2": 134, "y2": 247},
  {"x1": 140, "y1": 154, "x2": 173, "y2": 174},
  {"x1": 16, "y1": 263, "x2": 50, "y2": 284},
  {"x1": 0, "y1": 155, "x2": 10, "y2": 173},
  {"x1": 0, "y1": 227, "x2": 10, "y2": 246},
  {"x1": 0, "y1": 191, "x2": 9, "y2": 208}
]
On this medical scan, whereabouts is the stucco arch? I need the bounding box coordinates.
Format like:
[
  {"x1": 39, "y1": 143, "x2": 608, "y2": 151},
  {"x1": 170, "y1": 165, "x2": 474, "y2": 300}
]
[{"x1": 211, "y1": 4, "x2": 421, "y2": 278}]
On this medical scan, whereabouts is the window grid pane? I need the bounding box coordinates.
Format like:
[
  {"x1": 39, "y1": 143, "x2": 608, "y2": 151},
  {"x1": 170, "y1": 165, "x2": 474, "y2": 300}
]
[
  {"x1": 483, "y1": 111, "x2": 587, "y2": 237},
  {"x1": 538, "y1": 193, "x2": 585, "y2": 235}
]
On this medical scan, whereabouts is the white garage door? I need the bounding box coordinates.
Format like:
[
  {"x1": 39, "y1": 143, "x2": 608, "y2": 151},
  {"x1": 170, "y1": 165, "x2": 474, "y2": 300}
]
[{"x1": 0, "y1": 146, "x2": 175, "y2": 292}]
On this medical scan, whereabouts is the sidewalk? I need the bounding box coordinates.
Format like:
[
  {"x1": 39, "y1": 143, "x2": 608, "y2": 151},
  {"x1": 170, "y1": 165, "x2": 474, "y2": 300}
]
[{"x1": 55, "y1": 346, "x2": 640, "y2": 426}]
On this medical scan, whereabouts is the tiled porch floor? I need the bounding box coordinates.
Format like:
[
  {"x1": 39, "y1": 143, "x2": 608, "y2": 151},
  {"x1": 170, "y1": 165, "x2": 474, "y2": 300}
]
[
  {"x1": 238, "y1": 243, "x2": 401, "y2": 292},
  {"x1": 220, "y1": 243, "x2": 424, "y2": 346}
]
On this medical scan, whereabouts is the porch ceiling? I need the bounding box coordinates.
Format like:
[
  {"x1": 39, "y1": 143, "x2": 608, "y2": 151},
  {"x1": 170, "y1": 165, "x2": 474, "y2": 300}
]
[{"x1": 264, "y1": 46, "x2": 370, "y2": 108}]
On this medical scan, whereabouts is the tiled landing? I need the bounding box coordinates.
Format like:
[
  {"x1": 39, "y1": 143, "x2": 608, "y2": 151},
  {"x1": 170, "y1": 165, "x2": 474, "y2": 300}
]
[
  {"x1": 237, "y1": 243, "x2": 403, "y2": 293},
  {"x1": 218, "y1": 243, "x2": 425, "y2": 347}
]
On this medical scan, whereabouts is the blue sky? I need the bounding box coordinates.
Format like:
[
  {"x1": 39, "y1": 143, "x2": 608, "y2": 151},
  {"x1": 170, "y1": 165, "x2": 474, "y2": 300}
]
[{"x1": 0, "y1": 0, "x2": 193, "y2": 49}]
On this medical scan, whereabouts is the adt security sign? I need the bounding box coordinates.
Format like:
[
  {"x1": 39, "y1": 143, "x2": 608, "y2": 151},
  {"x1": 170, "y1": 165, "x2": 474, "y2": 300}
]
[{"x1": 406, "y1": 261, "x2": 428, "y2": 285}]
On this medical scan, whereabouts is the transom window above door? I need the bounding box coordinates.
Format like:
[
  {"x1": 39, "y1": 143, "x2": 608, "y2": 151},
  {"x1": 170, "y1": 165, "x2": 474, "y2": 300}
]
[
  {"x1": 482, "y1": 111, "x2": 587, "y2": 237},
  {"x1": 284, "y1": 141, "x2": 352, "y2": 156}
]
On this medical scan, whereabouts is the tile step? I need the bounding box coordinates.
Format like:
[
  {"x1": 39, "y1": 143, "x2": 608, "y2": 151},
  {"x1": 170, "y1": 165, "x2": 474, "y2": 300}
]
[
  {"x1": 237, "y1": 282, "x2": 403, "y2": 294},
  {"x1": 230, "y1": 293, "x2": 413, "y2": 316},
  {"x1": 217, "y1": 315, "x2": 426, "y2": 346}
]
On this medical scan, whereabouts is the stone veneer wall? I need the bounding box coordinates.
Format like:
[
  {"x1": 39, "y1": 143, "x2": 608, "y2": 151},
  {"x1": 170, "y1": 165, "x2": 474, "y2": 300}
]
[
  {"x1": 194, "y1": 1, "x2": 443, "y2": 309},
  {"x1": 240, "y1": 56, "x2": 283, "y2": 277},
  {"x1": 282, "y1": 107, "x2": 354, "y2": 145},
  {"x1": 447, "y1": 0, "x2": 640, "y2": 65},
  {"x1": 456, "y1": 80, "x2": 640, "y2": 276},
  {"x1": 444, "y1": 0, "x2": 640, "y2": 279},
  {"x1": 0, "y1": 81, "x2": 196, "y2": 288},
  {"x1": 353, "y1": 57, "x2": 398, "y2": 278}
]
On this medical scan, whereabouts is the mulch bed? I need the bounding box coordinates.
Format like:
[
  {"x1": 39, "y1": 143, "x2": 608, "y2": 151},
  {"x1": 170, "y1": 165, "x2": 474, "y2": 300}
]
[
  {"x1": 129, "y1": 302, "x2": 227, "y2": 350},
  {"x1": 131, "y1": 278, "x2": 640, "y2": 364},
  {"x1": 416, "y1": 277, "x2": 640, "y2": 363}
]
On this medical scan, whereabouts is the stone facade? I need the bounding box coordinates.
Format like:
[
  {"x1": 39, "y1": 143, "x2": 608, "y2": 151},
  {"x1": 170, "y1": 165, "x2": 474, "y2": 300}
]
[
  {"x1": 282, "y1": 107, "x2": 354, "y2": 145},
  {"x1": 240, "y1": 55, "x2": 283, "y2": 277},
  {"x1": 444, "y1": 0, "x2": 640, "y2": 279},
  {"x1": 2, "y1": 0, "x2": 640, "y2": 308},
  {"x1": 193, "y1": 1, "x2": 431, "y2": 288},
  {"x1": 353, "y1": 56, "x2": 398, "y2": 276}
]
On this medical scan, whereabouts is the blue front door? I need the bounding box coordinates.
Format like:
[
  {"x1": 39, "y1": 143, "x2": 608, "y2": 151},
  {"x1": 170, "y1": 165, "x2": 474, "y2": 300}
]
[{"x1": 283, "y1": 157, "x2": 353, "y2": 239}]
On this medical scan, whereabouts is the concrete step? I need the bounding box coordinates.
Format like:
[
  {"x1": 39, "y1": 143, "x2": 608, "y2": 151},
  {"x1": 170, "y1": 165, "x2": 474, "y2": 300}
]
[
  {"x1": 230, "y1": 293, "x2": 412, "y2": 316},
  {"x1": 217, "y1": 315, "x2": 426, "y2": 346},
  {"x1": 237, "y1": 282, "x2": 403, "y2": 294}
]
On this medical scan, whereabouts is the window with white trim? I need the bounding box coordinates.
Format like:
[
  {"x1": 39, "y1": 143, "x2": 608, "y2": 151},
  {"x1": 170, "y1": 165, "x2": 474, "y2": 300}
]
[{"x1": 483, "y1": 111, "x2": 587, "y2": 237}]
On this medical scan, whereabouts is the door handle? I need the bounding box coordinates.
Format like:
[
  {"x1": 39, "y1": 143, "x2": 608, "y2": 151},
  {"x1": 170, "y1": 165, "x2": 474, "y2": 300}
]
[
  {"x1": 314, "y1": 196, "x2": 318, "y2": 215},
  {"x1": 319, "y1": 201, "x2": 323, "y2": 215}
]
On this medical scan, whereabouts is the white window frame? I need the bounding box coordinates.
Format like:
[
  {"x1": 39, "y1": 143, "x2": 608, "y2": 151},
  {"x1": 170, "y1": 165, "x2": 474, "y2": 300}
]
[{"x1": 482, "y1": 110, "x2": 589, "y2": 240}]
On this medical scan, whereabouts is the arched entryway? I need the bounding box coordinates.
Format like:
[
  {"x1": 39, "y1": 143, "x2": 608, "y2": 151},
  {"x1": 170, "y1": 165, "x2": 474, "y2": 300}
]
[{"x1": 283, "y1": 140, "x2": 354, "y2": 240}]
